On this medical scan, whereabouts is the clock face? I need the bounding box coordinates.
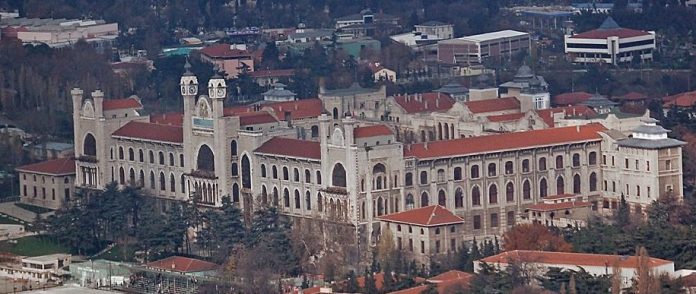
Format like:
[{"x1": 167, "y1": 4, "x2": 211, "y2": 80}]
[
  {"x1": 180, "y1": 86, "x2": 187, "y2": 95},
  {"x1": 188, "y1": 85, "x2": 197, "y2": 94},
  {"x1": 217, "y1": 89, "x2": 225, "y2": 97}
]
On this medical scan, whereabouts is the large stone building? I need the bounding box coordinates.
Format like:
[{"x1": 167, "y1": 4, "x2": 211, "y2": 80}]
[{"x1": 21, "y1": 61, "x2": 684, "y2": 266}]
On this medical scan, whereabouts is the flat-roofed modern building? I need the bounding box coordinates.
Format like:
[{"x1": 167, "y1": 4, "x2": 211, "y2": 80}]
[
  {"x1": 437, "y1": 30, "x2": 530, "y2": 64},
  {"x1": 564, "y1": 17, "x2": 655, "y2": 65}
]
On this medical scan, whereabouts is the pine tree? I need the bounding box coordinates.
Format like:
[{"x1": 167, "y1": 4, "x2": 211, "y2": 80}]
[
  {"x1": 382, "y1": 263, "x2": 395, "y2": 292},
  {"x1": 494, "y1": 236, "x2": 501, "y2": 253},
  {"x1": 569, "y1": 274, "x2": 577, "y2": 294}
]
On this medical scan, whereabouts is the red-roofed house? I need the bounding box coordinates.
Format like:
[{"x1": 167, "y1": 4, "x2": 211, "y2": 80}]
[
  {"x1": 368, "y1": 63, "x2": 396, "y2": 82},
  {"x1": 553, "y1": 92, "x2": 593, "y2": 106},
  {"x1": 476, "y1": 250, "x2": 674, "y2": 288},
  {"x1": 16, "y1": 158, "x2": 76, "y2": 210},
  {"x1": 200, "y1": 44, "x2": 254, "y2": 78},
  {"x1": 663, "y1": 91, "x2": 696, "y2": 109},
  {"x1": 521, "y1": 193, "x2": 593, "y2": 228},
  {"x1": 389, "y1": 270, "x2": 474, "y2": 294},
  {"x1": 463, "y1": 97, "x2": 520, "y2": 116},
  {"x1": 564, "y1": 17, "x2": 655, "y2": 65},
  {"x1": 146, "y1": 256, "x2": 219, "y2": 276},
  {"x1": 378, "y1": 205, "x2": 465, "y2": 263},
  {"x1": 391, "y1": 93, "x2": 455, "y2": 115}
]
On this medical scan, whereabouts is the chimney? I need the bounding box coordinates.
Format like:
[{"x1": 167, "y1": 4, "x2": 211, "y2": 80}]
[{"x1": 424, "y1": 100, "x2": 429, "y2": 109}]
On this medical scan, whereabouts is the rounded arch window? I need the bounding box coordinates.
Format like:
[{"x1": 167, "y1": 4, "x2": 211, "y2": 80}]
[
  {"x1": 332, "y1": 163, "x2": 347, "y2": 187},
  {"x1": 196, "y1": 145, "x2": 215, "y2": 171},
  {"x1": 83, "y1": 133, "x2": 97, "y2": 156}
]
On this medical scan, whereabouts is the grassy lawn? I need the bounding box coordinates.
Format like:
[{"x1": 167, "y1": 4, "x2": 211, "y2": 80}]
[
  {"x1": 0, "y1": 236, "x2": 69, "y2": 256},
  {"x1": 94, "y1": 244, "x2": 136, "y2": 262},
  {"x1": 14, "y1": 203, "x2": 53, "y2": 214}
]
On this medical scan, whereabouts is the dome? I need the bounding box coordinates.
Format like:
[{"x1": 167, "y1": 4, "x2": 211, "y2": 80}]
[{"x1": 515, "y1": 64, "x2": 534, "y2": 79}]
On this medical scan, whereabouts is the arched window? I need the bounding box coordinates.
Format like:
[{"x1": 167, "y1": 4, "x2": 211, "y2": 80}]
[
  {"x1": 129, "y1": 168, "x2": 135, "y2": 184},
  {"x1": 83, "y1": 134, "x2": 97, "y2": 156},
  {"x1": 110, "y1": 148, "x2": 113, "y2": 159},
  {"x1": 180, "y1": 154, "x2": 184, "y2": 167},
  {"x1": 420, "y1": 192, "x2": 429, "y2": 207},
  {"x1": 438, "y1": 190, "x2": 446, "y2": 207},
  {"x1": 506, "y1": 182, "x2": 514, "y2": 202},
  {"x1": 470, "y1": 165, "x2": 480, "y2": 179},
  {"x1": 590, "y1": 172, "x2": 598, "y2": 192},
  {"x1": 377, "y1": 197, "x2": 384, "y2": 216},
  {"x1": 317, "y1": 193, "x2": 323, "y2": 212},
  {"x1": 487, "y1": 163, "x2": 497, "y2": 177},
  {"x1": 283, "y1": 189, "x2": 290, "y2": 208},
  {"x1": 232, "y1": 184, "x2": 240, "y2": 203},
  {"x1": 472, "y1": 186, "x2": 481, "y2": 206},
  {"x1": 557, "y1": 176, "x2": 565, "y2": 194},
  {"x1": 332, "y1": 163, "x2": 346, "y2": 187},
  {"x1": 437, "y1": 169, "x2": 445, "y2": 182},
  {"x1": 589, "y1": 152, "x2": 597, "y2": 165},
  {"x1": 489, "y1": 184, "x2": 498, "y2": 204},
  {"x1": 119, "y1": 167, "x2": 125, "y2": 184},
  {"x1": 283, "y1": 166, "x2": 289, "y2": 181},
  {"x1": 316, "y1": 171, "x2": 322, "y2": 185},
  {"x1": 139, "y1": 149, "x2": 144, "y2": 162},
  {"x1": 522, "y1": 159, "x2": 530, "y2": 173},
  {"x1": 572, "y1": 153, "x2": 580, "y2": 167},
  {"x1": 332, "y1": 108, "x2": 339, "y2": 120},
  {"x1": 305, "y1": 191, "x2": 312, "y2": 210},
  {"x1": 272, "y1": 166, "x2": 278, "y2": 179},
  {"x1": 169, "y1": 153, "x2": 175, "y2": 166},
  {"x1": 261, "y1": 186, "x2": 268, "y2": 205},
  {"x1": 293, "y1": 168, "x2": 300, "y2": 182},
  {"x1": 230, "y1": 140, "x2": 238, "y2": 156},
  {"x1": 405, "y1": 172, "x2": 413, "y2": 186},
  {"x1": 406, "y1": 194, "x2": 414, "y2": 209},
  {"x1": 420, "y1": 171, "x2": 428, "y2": 185},
  {"x1": 540, "y1": 178, "x2": 548, "y2": 198},
  {"x1": 573, "y1": 174, "x2": 581, "y2": 194},
  {"x1": 305, "y1": 169, "x2": 311, "y2": 183},
  {"x1": 159, "y1": 151, "x2": 165, "y2": 165},
  {"x1": 149, "y1": 151, "x2": 154, "y2": 164},
  {"x1": 241, "y1": 155, "x2": 251, "y2": 189},
  {"x1": 180, "y1": 174, "x2": 185, "y2": 193},
  {"x1": 118, "y1": 147, "x2": 124, "y2": 160},
  {"x1": 128, "y1": 148, "x2": 134, "y2": 161},
  {"x1": 505, "y1": 161, "x2": 513, "y2": 175},
  {"x1": 196, "y1": 145, "x2": 215, "y2": 171},
  {"x1": 555, "y1": 155, "x2": 563, "y2": 169},
  {"x1": 170, "y1": 173, "x2": 176, "y2": 192},
  {"x1": 454, "y1": 167, "x2": 462, "y2": 181},
  {"x1": 539, "y1": 157, "x2": 547, "y2": 171},
  {"x1": 139, "y1": 170, "x2": 145, "y2": 187},
  {"x1": 231, "y1": 163, "x2": 238, "y2": 176},
  {"x1": 261, "y1": 164, "x2": 267, "y2": 178},
  {"x1": 523, "y1": 180, "x2": 531, "y2": 200},
  {"x1": 294, "y1": 190, "x2": 301, "y2": 209},
  {"x1": 273, "y1": 187, "x2": 279, "y2": 206},
  {"x1": 455, "y1": 188, "x2": 464, "y2": 208},
  {"x1": 149, "y1": 171, "x2": 155, "y2": 189},
  {"x1": 159, "y1": 172, "x2": 165, "y2": 191},
  {"x1": 311, "y1": 125, "x2": 319, "y2": 138}
]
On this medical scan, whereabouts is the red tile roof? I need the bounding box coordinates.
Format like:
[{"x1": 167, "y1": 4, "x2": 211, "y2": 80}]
[
  {"x1": 150, "y1": 112, "x2": 184, "y2": 126},
  {"x1": 254, "y1": 137, "x2": 321, "y2": 160},
  {"x1": 479, "y1": 250, "x2": 673, "y2": 269},
  {"x1": 238, "y1": 112, "x2": 279, "y2": 126},
  {"x1": 570, "y1": 28, "x2": 651, "y2": 39},
  {"x1": 378, "y1": 205, "x2": 464, "y2": 227},
  {"x1": 354, "y1": 125, "x2": 393, "y2": 138},
  {"x1": 16, "y1": 158, "x2": 75, "y2": 175},
  {"x1": 200, "y1": 44, "x2": 252, "y2": 59},
  {"x1": 527, "y1": 201, "x2": 592, "y2": 212},
  {"x1": 393, "y1": 93, "x2": 455, "y2": 114},
  {"x1": 224, "y1": 99, "x2": 322, "y2": 120},
  {"x1": 663, "y1": 91, "x2": 696, "y2": 108},
  {"x1": 487, "y1": 112, "x2": 525, "y2": 122},
  {"x1": 464, "y1": 97, "x2": 520, "y2": 114},
  {"x1": 112, "y1": 121, "x2": 183, "y2": 144},
  {"x1": 146, "y1": 256, "x2": 219, "y2": 273},
  {"x1": 404, "y1": 123, "x2": 605, "y2": 159},
  {"x1": 537, "y1": 105, "x2": 597, "y2": 127},
  {"x1": 102, "y1": 97, "x2": 142, "y2": 111},
  {"x1": 619, "y1": 92, "x2": 648, "y2": 101},
  {"x1": 389, "y1": 270, "x2": 473, "y2": 294},
  {"x1": 248, "y1": 69, "x2": 295, "y2": 78},
  {"x1": 553, "y1": 92, "x2": 593, "y2": 106}
]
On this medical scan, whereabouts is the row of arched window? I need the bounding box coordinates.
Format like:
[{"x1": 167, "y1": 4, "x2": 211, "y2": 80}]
[
  {"x1": 260, "y1": 164, "x2": 323, "y2": 185},
  {"x1": 116, "y1": 167, "x2": 185, "y2": 194},
  {"x1": 112, "y1": 146, "x2": 184, "y2": 168},
  {"x1": 259, "y1": 185, "x2": 346, "y2": 220},
  {"x1": 404, "y1": 172, "x2": 598, "y2": 208},
  {"x1": 404, "y1": 152, "x2": 598, "y2": 186}
]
